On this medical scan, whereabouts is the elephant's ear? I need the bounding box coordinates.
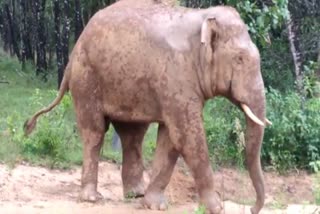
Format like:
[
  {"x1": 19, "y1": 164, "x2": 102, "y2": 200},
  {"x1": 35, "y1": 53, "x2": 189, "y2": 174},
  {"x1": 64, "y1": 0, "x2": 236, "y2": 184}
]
[
  {"x1": 200, "y1": 16, "x2": 218, "y2": 69},
  {"x1": 201, "y1": 16, "x2": 217, "y2": 45}
]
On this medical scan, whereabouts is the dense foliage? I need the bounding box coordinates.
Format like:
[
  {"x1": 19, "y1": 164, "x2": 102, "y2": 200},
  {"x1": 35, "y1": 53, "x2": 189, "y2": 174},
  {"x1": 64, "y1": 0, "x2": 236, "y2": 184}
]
[
  {"x1": 203, "y1": 93, "x2": 320, "y2": 173},
  {"x1": 264, "y1": 89, "x2": 320, "y2": 171},
  {"x1": 0, "y1": 0, "x2": 319, "y2": 172}
]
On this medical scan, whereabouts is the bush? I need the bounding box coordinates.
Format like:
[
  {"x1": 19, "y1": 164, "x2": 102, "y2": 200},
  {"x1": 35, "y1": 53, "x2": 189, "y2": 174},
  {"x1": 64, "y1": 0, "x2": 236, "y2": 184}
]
[
  {"x1": 204, "y1": 89, "x2": 320, "y2": 172},
  {"x1": 6, "y1": 89, "x2": 82, "y2": 168},
  {"x1": 23, "y1": 90, "x2": 81, "y2": 168},
  {"x1": 203, "y1": 97, "x2": 246, "y2": 168},
  {"x1": 263, "y1": 88, "x2": 320, "y2": 172}
]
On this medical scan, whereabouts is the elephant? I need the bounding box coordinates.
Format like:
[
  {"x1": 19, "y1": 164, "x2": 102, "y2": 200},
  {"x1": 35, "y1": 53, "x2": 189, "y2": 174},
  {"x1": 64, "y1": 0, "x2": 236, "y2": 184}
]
[{"x1": 24, "y1": 0, "x2": 271, "y2": 213}]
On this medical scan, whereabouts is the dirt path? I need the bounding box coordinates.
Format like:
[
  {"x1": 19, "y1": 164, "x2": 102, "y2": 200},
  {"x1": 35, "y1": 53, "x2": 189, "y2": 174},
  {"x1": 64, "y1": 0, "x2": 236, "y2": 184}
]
[{"x1": 0, "y1": 161, "x2": 319, "y2": 214}]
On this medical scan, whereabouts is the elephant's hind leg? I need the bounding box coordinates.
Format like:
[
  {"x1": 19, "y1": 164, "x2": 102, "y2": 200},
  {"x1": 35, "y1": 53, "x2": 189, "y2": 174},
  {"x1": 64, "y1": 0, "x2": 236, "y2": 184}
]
[
  {"x1": 142, "y1": 124, "x2": 179, "y2": 210},
  {"x1": 75, "y1": 107, "x2": 108, "y2": 202},
  {"x1": 113, "y1": 122, "x2": 149, "y2": 198}
]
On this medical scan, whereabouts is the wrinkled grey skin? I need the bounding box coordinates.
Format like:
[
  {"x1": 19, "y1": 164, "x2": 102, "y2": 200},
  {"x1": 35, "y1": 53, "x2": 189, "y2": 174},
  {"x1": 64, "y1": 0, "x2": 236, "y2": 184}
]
[{"x1": 24, "y1": 0, "x2": 268, "y2": 213}]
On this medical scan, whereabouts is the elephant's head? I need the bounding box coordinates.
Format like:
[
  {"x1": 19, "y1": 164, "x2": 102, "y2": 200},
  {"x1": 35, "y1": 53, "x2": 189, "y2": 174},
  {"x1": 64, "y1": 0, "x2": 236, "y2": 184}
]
[{"x1": 199, "y1": 6, "x2": 271, "y2": 213}]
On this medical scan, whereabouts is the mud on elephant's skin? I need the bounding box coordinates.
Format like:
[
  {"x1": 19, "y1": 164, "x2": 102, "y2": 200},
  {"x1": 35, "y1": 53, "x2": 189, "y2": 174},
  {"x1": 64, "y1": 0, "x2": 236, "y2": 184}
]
[{"x1": 24, "y1": 0, "x2": 271, "y2": 213}]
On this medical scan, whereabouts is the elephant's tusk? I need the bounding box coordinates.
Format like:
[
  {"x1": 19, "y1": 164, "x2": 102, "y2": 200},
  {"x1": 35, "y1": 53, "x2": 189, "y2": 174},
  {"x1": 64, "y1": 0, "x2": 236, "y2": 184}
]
[
  {"x1": 265, "y1": 118, "x2": 272, "y2": 126},
  {"x1": 241, "y1": 103, "x2": 265, "y2": 127}
]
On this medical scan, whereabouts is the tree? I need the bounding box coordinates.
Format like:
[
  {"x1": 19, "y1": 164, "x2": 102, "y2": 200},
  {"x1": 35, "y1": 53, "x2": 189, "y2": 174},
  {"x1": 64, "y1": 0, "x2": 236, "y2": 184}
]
[
  {"x1": 286, "y1": 11, "x2": 303, "y2": 94},
  {"x1": 53, "y1": 0, "x2": 62, "y2": 87},
  {"x1": 19, "y1": 0, "x2": 33, "y2": 67},
  {"x1": 61, "y1": 0, "x2": 71, "y2": 86},
  {"x1": 4, "y1": 2, "x2": 20, "y2": 58},
  {"x1": 74, "y1": 0, "x2": 83, "y2": 42},
  {"x1": 33, "y1": 0, "x2": 47, "y2": 78},
  {"x1": 285, "y1": 0, "x2": 320, "y2": 94}
]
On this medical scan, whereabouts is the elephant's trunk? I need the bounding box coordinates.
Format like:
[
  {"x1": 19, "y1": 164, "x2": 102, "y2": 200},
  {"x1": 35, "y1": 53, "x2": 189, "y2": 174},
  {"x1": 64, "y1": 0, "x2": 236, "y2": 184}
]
[{"x1": 243, "y1": 97, "x2": 266, "y2": 214}]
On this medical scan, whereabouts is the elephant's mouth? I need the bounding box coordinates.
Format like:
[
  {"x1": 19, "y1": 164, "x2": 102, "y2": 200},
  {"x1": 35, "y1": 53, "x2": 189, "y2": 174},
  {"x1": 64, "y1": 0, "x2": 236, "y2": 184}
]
[{"x1": 240, "y1": 103, "x2": 272, "y2": 127}]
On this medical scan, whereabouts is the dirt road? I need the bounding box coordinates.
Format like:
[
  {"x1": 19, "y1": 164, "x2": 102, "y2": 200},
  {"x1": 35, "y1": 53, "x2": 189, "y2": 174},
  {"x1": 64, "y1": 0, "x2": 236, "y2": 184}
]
[{"x1": 0, "y1": 162, "x2": 318, "y2": 214}]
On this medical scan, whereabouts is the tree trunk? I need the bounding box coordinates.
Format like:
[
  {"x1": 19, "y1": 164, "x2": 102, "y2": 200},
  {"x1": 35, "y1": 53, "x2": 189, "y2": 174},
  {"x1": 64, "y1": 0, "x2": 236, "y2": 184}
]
[
  {"x1": 10, "y1": 0, "x2": 21, "y2": 59},
  {"x1": 317, "y1": 40, "x2": 320, "y2": 79},
  {"x1": 4, "y1": 3, "x2": 20, "y2": 59},
  {"x1": 53, "y1": 0, "x2": 64, "y2": 88},
  {"x1": 286, "y1": 14, "x2": 304, "y2": 95},
  {"x1": 27, "y1": 1, "x2": 35, "y2": 62},
  {"x1": 61, "y1": 0, "x2": 70, "y2": 86},
  {"x1": 34, "y1": 0, "x2": 47, "y2": 79},
  {"x1": 74, "y1": 0, "x2": 84, "y2": 42},
  {"x1": 0, "y1": 6, "x2": 11, "y2": 52},
  {"x1": 19, "y1": 0, "x2": 26, "y2": 67},
  {"x1": 20, "y1": 0, "x2": 33, "y2": 65},
  {"x1": 0, "y1": 10, "x2": 3, "y2": 44}
]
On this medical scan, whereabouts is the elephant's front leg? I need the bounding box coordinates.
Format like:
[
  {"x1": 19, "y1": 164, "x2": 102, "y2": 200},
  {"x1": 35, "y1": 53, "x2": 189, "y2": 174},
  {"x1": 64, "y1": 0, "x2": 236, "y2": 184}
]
[
  {"x1": 113, "y1": 122, "x2": 149, "y2": 198},
  {"x1": 144, "y1": 104, "x2": 222, "y2": 213},
  {"x1": 177, "y1": 119, "x2": 222, "y2": 214},
  {"x1": 142, "y1": 124, "x2": 179, "y2": 210}
]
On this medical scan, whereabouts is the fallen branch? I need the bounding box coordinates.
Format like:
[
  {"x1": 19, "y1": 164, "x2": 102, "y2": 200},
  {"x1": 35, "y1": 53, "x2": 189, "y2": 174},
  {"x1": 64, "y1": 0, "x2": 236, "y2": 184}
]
[{"x1": 0, "y1": 80, "x2": 9, "y2": 84}]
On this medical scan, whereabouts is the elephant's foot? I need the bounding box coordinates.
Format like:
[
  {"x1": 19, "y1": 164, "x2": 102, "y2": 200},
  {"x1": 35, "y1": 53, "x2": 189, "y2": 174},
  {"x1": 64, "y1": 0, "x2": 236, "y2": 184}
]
[
  {"x1": 79, "y1": 183, "x2": 103, "y2": 202},
  {"x1": 250, "y1": 206, "x2": 261, "y2": 214},
  {"x1": 141, "y1": 191, "x2": 168, "y2": 211},
  {"x1": 123, "y1": 181, "x2": 145, "y2": 198},
  {"x1": 200, "y1": 191, "x2": 223, "y2": 214}
]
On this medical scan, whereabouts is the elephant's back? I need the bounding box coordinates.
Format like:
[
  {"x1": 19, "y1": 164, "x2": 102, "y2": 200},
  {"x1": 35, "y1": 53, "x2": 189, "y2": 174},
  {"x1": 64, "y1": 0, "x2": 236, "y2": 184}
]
[
  {"x1": 72, "y1": 1, "x2": 180, "y2": 81},
  {"x1": 79, "y1": 0, "x2": 200, "y2": 56}
]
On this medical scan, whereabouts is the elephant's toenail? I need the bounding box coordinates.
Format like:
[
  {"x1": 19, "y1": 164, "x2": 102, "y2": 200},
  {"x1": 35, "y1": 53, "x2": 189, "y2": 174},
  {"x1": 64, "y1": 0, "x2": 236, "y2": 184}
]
[
  {"x1": 159, "y1": 203, "x2": 167, "y2": 210},
  {"x1": 150, "y1": 204, "x2": 157, "y2": 210}
]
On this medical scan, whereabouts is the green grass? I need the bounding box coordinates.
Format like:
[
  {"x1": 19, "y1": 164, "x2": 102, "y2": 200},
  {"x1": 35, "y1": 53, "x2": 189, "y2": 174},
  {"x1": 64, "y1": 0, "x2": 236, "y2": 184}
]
[
  {"x1": 0, "y1": 54, "x2": 75, "y2": 167},
  {"x1": 193, "y1": 205, "x2": 206, "y2": 214}
]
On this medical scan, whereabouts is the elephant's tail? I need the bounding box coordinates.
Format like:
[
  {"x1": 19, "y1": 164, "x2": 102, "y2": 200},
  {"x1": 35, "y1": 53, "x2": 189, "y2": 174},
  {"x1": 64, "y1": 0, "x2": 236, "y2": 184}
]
[{"x1": 24, "y1": 64, "x2": 71, "y2": 136}]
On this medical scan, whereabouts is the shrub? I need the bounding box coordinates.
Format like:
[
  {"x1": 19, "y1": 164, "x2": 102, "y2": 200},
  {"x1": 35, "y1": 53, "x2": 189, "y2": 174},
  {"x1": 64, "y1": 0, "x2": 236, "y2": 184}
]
[
  {"x1": 17, "y1": 89, "x2": 81, "y2": 168},
  {"x1": 263, "y1": 88, "x2": 320, "y2": 172},
  {"x1": 204, "y1": 97, "x2": 245, "y2": 167},
  {"x1": 204, "y1": 89, "x2": 320, "y2": 172}
]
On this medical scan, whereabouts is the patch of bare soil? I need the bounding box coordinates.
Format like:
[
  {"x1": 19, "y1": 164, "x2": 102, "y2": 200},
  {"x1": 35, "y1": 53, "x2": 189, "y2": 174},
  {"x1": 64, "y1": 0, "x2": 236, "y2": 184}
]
[
  {"x1": 0, "y1": 160, "x2": 318, "y2": 214},
  {"x1": 172, "y1": 160, "x2": 315, "y2": 206}
]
